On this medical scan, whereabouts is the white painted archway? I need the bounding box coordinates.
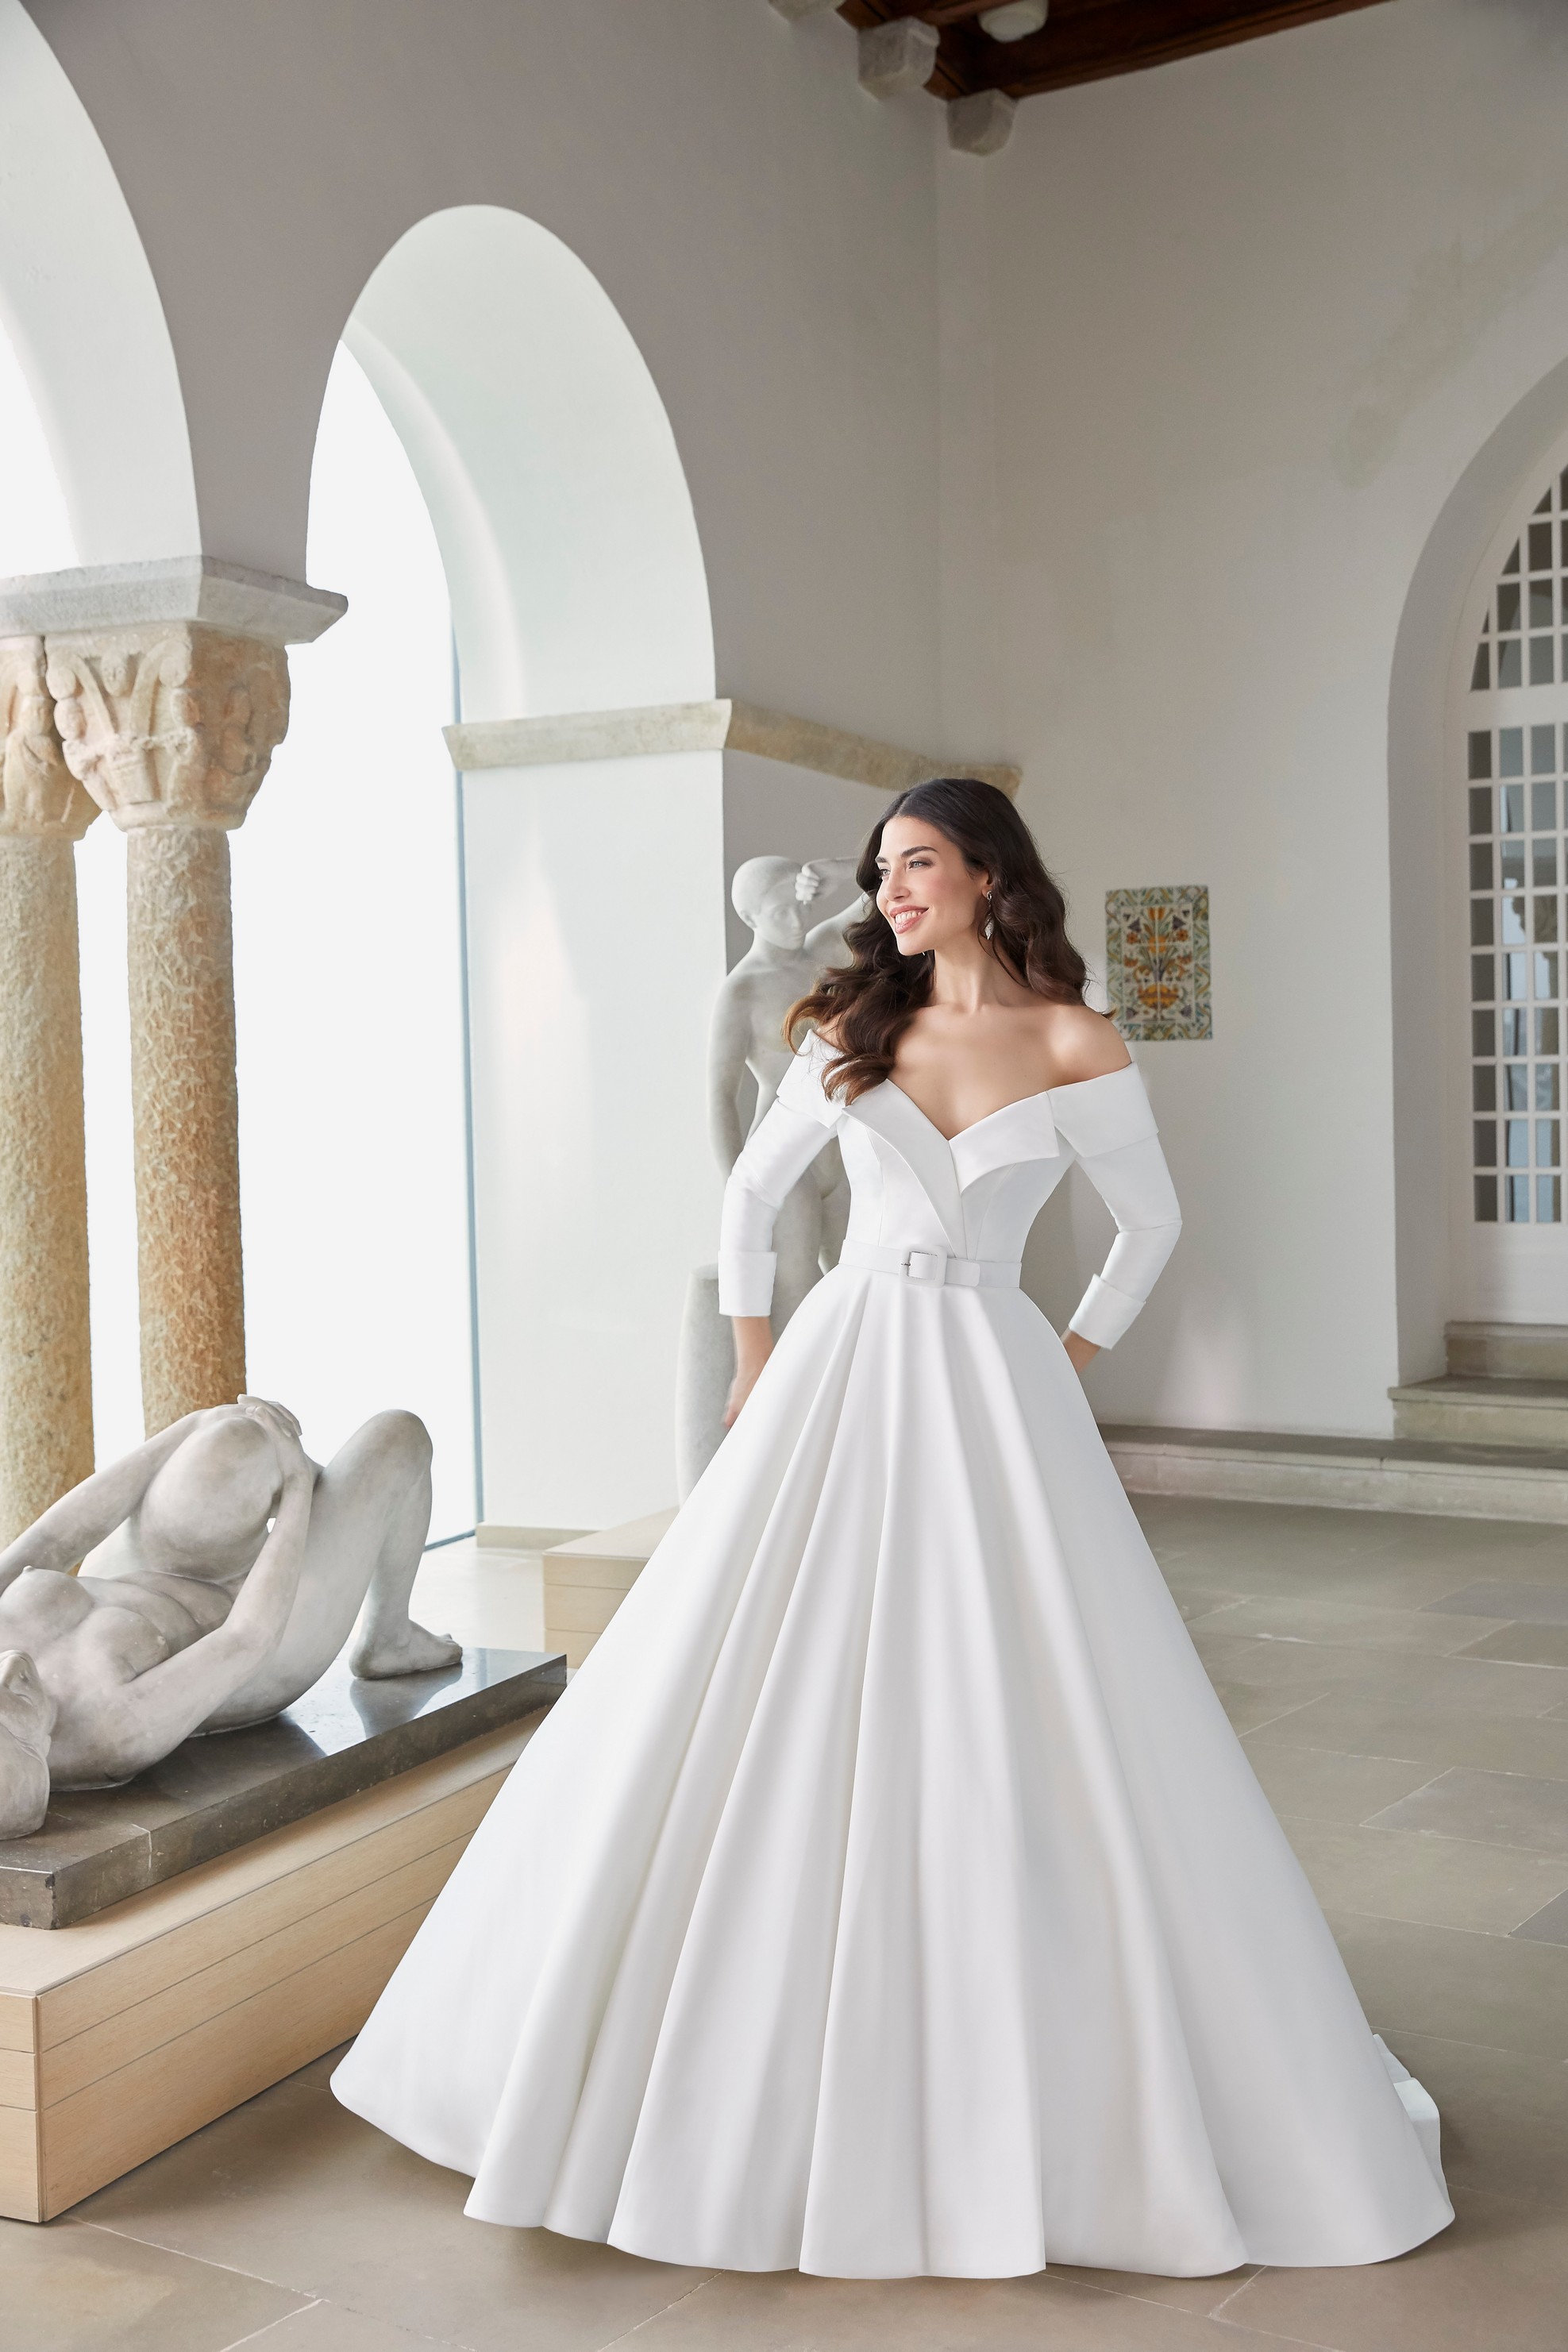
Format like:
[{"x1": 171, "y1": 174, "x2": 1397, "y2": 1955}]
[
  {"x1": 327, "y1": 207, "x2": 722, "y2": 1533},
  {"x1": 0, "y1": 0, "x2": 195, "y2": 564}
]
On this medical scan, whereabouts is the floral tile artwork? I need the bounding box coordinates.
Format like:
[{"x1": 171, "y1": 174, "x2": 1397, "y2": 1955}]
[{"x1": 1104, "y1": 885, "x2": 1212, "y2": 1041}]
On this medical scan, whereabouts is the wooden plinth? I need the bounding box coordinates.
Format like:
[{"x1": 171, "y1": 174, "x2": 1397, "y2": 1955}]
[
  {"x1": 542, "y1": 1509, "x2": 676, "y2": 1668},
  {"x1": 0, "y1": 1715, "x2": 542, "y2": 2222}
]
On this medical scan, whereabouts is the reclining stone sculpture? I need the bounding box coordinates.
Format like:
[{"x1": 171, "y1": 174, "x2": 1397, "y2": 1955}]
[{"x1": 0, "y1": 1398, "x2": 457, "y2": 1839}]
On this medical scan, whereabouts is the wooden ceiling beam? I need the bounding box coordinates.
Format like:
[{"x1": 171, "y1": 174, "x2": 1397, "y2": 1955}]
[{"x1": 838, "y1": 0, "x2": 1394, "y2": 101}]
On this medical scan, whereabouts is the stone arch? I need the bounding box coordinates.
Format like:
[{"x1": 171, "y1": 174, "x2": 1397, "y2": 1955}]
[{"x1": 0, "y1": 0, "x2": 195, "y2": 565}]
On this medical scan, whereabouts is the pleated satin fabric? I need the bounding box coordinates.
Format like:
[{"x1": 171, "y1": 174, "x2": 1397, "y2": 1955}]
[{"x1": 333, "y1": 1058, "x2": 1451, "y2": 2278}]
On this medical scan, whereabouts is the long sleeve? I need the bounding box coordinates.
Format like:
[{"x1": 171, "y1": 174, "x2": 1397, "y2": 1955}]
[
  {"x1": 1050, "y1": 1064, "x2": 1182, "y2": 1349},
  {"x1": 718, "y1": 1096, "x2": 840, "y2": 1316}
]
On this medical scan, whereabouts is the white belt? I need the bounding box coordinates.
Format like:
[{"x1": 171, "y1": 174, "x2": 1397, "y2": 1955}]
[{"x1": 838, "y1": 1240, "x2": 1021, "y2": 1290}]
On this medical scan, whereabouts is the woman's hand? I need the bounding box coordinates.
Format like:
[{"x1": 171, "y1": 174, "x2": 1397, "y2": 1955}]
[
  {"x1": 723, "y1": 1318, "x2": 774, "y2": 1429},
  {"x1": 239, "y1": 1396, "x2": 313, "y2": 1485},
  {"x1": 1062, "y1": 1329, "x2": 1100, "y2": 1378}
]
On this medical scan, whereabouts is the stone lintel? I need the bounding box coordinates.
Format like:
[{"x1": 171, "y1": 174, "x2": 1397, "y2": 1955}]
[
  {"x1": 445, "y1": 697, "x2": 1020, "y2": 800},
  {"x1": 0, "y1": 557, "x2": 345, "y2": 649}
]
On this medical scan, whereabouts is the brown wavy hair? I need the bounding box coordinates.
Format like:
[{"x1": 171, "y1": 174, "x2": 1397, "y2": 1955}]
[{"x1": 787, "y1": 777, "x2": 1088, "y2": 1105}]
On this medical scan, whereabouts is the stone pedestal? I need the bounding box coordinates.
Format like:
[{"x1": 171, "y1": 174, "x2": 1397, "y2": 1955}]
[
  {"x1": 0, "y1": 640, "x2": 98, "y2": 1544},
  {"x1": 47, "y1": 623, "x2": 291, "y2": 1429}
]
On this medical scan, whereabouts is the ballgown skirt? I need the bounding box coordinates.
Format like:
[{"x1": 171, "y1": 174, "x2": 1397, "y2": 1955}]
[{"x1": 333, "y1": 1265, "x2": 1453, "y2": 2278}]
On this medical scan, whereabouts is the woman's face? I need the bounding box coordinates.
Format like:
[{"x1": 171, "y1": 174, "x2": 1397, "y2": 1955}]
[{"x1": 875, "y1": 815, "x2": 988, "y2": 958}]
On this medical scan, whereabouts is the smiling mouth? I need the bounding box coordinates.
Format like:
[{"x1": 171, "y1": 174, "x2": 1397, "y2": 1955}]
[{"x1": 890, "y1": 905, "x2": 927, "y2": 932}]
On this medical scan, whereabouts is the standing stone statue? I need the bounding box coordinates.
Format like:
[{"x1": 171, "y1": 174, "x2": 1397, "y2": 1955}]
[
  {"x1": 0, "y1": 1398, "x2": 457, "y2": 1837},
  {"x1": 676, "y1": 857, "x2": 862, "y2": 1496}
]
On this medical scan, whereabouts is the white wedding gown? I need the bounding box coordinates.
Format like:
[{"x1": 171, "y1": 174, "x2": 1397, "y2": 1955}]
[{"x1": 333, "y1": 1037, "x2": 1452, "y2": 2278}]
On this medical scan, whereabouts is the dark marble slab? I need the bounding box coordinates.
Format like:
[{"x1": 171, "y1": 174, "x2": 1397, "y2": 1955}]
[{"x1": 0, "y1": 1646, "x2": 564, "y2": 1930}]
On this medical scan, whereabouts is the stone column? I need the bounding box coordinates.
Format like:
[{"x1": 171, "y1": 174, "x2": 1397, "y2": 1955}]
[
  {"x1": 47, "y1": 625, "x2": 291, "y2": 1432},
  {"x1": 0, "y1": 639, "x2": 98, "y2": 1543}
]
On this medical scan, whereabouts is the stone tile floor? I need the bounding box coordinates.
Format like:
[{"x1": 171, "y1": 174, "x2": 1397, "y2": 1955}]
[{"x1": 7, "y1": 1497, "x2": 1568, "y2": 2350}]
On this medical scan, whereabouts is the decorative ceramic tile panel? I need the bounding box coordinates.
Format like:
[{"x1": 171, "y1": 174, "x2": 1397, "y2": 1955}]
[{"x1": 1104, "y1": 885, "x2": 1212, "y2": 1041}]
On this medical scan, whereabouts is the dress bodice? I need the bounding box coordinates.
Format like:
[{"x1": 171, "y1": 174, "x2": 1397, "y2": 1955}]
[{"x1": 719, "y1": 1030, "x2": 1182, "y2": 1350}]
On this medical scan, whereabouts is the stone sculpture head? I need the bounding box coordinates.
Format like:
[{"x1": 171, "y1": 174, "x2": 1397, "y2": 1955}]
[
  {"x1": 732, "y1": 857, "x2": 810, "y2": 952},
  {"x1": 0, "y1": 1651, "x2": 55, "y2": 1838}
]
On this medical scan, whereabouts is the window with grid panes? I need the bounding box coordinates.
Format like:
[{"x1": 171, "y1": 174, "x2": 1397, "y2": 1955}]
[{"x1": 1468, "y1": 479, "x2": 1566, "y2": 1226}]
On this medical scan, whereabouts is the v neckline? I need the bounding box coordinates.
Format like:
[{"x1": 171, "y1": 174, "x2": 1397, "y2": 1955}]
[{"x1": 881, "y1": 1079, "x2": 1052, "y2": 1148}]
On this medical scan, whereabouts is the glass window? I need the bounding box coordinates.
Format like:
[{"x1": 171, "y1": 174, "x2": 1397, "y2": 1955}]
[
  {"x1": 1508, "y1": 1172, "x2": 1531, "y2": 1220},
  {"x1": 1535, "y1": 839, "x2": 1559, "y2": 885},
  {"x1": 1540, "y1": 1174, "x2": 1562, "y2": 1223},
  {"x1": 1503, "y1": 896, "x2": 1528, "y2": 944},
  {"x1": 1470, "y1": 732, "x2": 1493, "y2": 779},
  {"x1": 1501, "y1": 727, "x2": 1525, "y2": 776},
  {"x1": 1504, "y1": 953, "x2": 1528, "y2": 998},
  {"x1": 1475, "y1": 1065, "x2": 1497, "y2": 1112},
  {"x1": 1470, "y1": 785, "x2": 1492, "y2": 833},
  {"x1": 1503, "y1": 541, "x2": 1520, "y2": 574},
  {"x1": 1538, "y1": 950, "x2": 1562, "y2": 998},
  {"x1": 1531, "y1": 580, "x2": 1555, "y2": 627},
  {"x1": 1537, "y1": 895, "x2": 1561, "y2": 943},
  {"x1": 1538, "y1": 1119, "x2": 1561, "y2": 1166},
  {"x1": 1474, "y1": 1120, "x2": 1497, "y2": 1166},
  {"x1": 1505, "y1": 1063, "x2": 1530, "y2": 1109},
  {"x1": 1499, "y1": 582, "x2": 1523, "y2": 630},
  {"x1": 1501, "y1": 841, "x2": 1526, "y2": 886},
  {"x1": 1536, "y1": 1007, "x2": 1560, "y2": 1055},
  {"x1": 1475, "y1": 1173, "x2": 1498, "y2": 1220},
  {"x1": 1532, "y1": 723, "x2": 1558, "y2": 773},
  {"x1": 1471, "y1": 899, "x2": 1495, "y2": 946},
  {"x1": 1474, "y1": 1009, "x2": 1495, "y2": 1056},
  {"x1": 1470, "y1": 842, "x2": 1493, "y2": 889},
  {"x1": 1537, "y1": 1064, "x2": 1561, "y2": 1110},
  {"x1": 1507, "y1": 1118, "x2": 1531, "y2": 1166},
  {"x1": 1500, "y1": 639, "x2": 1524, "y2": 687},
  {"x1": 1502, "y1": 782, "x2": 1526, "y2": 831},
  {"x1": 1532, "y1": 778, "x2": 1558, "y2": 828},
  {"x1": 1531, "y1": 638, "x2": 1554, "y2": 684},
  {"x1": 1530, "y1": 520, "x2": 1553, "y2": 569},
  {"x1": 1473, "y1": 954, "x2": 1496, "y2": 1001},
  {"x1": 1472, "y1": 642, "x2": 1490, "y2": 691}
]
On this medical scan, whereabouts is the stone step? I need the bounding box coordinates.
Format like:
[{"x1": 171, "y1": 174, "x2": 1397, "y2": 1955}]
[
  {"x1": 1101, "y1": 1423, "x2": 1568, "y2": 1525},
  {"x1": 1447, "y1": 1321, "x2": 1568, "y2": 1380},
  {"x1": 1389, "y1": 1375, "x2": 1568, "y2": 1450}
]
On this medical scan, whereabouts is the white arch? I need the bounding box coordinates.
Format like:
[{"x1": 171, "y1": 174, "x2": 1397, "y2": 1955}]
[
  {"x1": 344, "y1": 204, "x2": 714, "y2": 720},
  {"x1": 325, "y1": 206, "x2": 723, "y2": 1531},
  {"x1": 0, "y1": 0, "x2": 195, "y2": 563},
  {"x1": 1389, "y1": 354, "x2": 1568, "y2": 1377}
]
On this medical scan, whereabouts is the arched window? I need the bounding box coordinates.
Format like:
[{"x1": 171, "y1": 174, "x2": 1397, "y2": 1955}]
[{"x1": 1464, "y1": 473, "x2": 1566, "y2": 1237}]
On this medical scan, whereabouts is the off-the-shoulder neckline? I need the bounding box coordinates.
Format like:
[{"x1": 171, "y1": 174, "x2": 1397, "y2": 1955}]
[{"x1": 876, "y1": 1059, "x2": 1136, "y2": 1147}]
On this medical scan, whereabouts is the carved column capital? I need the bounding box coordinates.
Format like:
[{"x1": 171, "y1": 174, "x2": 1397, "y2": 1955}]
[
  {"x1": 0, "y1": 636, "x2": 97, "y2": 839},
  {"x1": 45, "y1": 623, "x2": 290, "y2": 832}
]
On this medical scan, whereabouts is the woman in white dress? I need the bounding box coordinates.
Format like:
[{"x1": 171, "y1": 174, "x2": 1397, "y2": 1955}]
[{"x1": 333, "y1": 778, "x2": 1452, "y2": 2280}]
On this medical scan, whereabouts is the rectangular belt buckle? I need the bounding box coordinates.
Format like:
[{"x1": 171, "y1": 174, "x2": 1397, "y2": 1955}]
[{"x1": 903, "y1": 1249, "x2": 946, "y2": 1286}]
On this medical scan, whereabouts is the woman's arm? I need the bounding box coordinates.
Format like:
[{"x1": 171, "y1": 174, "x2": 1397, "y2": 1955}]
[
  {"x1": 0, "y1": 1413, "x2": 206, "y2": 1594},
  {"x1": 1051, "y1": 1067, "x2": 1182, "y2": 1361},
  {"x1": 719, "y1": 1089, "x2": 840, "y2": 1425}
]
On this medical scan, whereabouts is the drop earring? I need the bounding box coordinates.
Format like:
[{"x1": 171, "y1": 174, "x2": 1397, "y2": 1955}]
[{"x1": 983, "y1": 889, "x2": 995, "y2": 941}]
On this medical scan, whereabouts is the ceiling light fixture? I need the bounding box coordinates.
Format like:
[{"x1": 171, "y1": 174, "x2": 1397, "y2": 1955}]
[{"x1": 978, "y1": 1, "x2": 1046, "y2": 40}]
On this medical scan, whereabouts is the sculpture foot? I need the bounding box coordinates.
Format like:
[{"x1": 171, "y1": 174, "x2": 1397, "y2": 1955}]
[{"x1": 349, "y1": 1620, "x2": 463, "y2": 1678}]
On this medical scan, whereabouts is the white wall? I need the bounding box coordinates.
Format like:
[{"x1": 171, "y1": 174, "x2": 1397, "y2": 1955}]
[
  {"x1": 16, "y1": 0, "x2": 950, "y2": 1526},
  {"x1": 949, "y1": 0, "x2": 1568, "y2": 1437}
]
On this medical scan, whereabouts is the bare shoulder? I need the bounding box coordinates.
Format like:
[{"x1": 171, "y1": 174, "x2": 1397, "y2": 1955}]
[{"x1": 1033, "y1": 1001, "x2": 1131, "y2": 1087}]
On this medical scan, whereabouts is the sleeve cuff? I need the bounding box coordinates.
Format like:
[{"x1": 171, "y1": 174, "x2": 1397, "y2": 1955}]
[
  {"x1": 718, "y1": 1251, "x2": 776, "y2": 1318},
  {"x1": 1067, "y1": 1274, "x2": 1144, "y2": 1351}
]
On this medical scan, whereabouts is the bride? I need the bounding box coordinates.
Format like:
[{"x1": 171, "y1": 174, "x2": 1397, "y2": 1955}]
[{"x1": 333, "y1": 777, "x2": 1452, "y2": 2281}]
